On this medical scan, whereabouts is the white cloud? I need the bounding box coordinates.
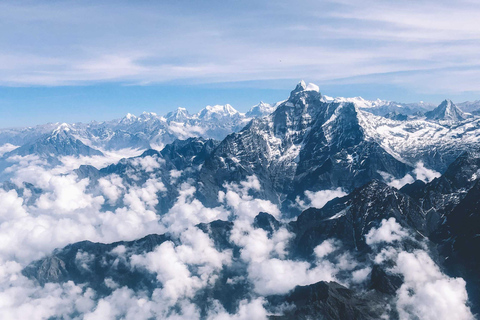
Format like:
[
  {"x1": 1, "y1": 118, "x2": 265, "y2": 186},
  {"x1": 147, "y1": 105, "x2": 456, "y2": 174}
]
[
  {"x1": 380, "y1": 162, "x2": 441, "y2": 189},
  {"x1": 365, "y1": 218, "x2": 409, "y2": 245},
  {"x1": 0, "y1": 189, "x2": 28, "y2": 223},
  {"x1": 207, "y1": 298, "x2": 268, "y2": 320},
  {"x1": 57, "y1": 148, "x2": 145, "y2": 173},
  {"x1": 413, "y1": 161, "x2": 441, "y2": 183},
  {"x1": 35, "y1": 175, "x2": 104, "y2": 213},
  {"x1": 131, "y1": 155, "x2": 164, "y2": 173},
  {"x1": 313, "y1": 239, "x2": 338, "y2": 258},
  {"x1": 0, "y1": 143, "x2": 18, "y2": 157},
  {"x1": 351, "y1": 267, "x2": 372, "y2": 284},
  {"x1": 219, "y1": 176, "x2": 280, "y2": 222},
  {"x1": 394, "y1": 250, "x2": 473, "y2": 320},
  {"x1": 161, "y1": 183, "x2": 229, "y2": 234},
  {"x1": 170, "y1": 169, "x2": 182, "y2": 184},
  {"x1": 131, "y1": 227, "x2": 231, "y2": 305},
  {"x1": 365, "y1": 218, "x2": 473, "y2": 320},
  {"x1": 0, "y1": 0, "x2": 478, "y2": 99},
  {"x1": 122, "y1": 177, "x2": 166, "y2": 212},
  {"x1": 381, "y1": 172, "x2": 415, "y2": 189},
  {"x1": 230, "y1": 222, "x2": 344, "y2": 295},
  {"x1": 98, "y1": 174, "x2": 125, "y2": 205},
  {"x1": 296, "y1": 188, "x2": 347, "y2": 210}
]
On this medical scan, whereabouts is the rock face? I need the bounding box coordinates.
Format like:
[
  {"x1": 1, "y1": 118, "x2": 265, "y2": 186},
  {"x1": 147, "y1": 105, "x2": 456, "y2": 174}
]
[
  {"x1": 22, "y1": 149, "x2": 480, "y2": 317},
  {"x1": 0, "y1": 104, "x2": 256, "y2": 160},
  {"x1": 357, "y1": 103, "x2": 480, "y2": 172},
  {"x1": 401, "y1": 148, "x2": 480, "y2": 233},
  {"x1": 268, "y1": 281, "x2": 388, "y2": 320},
  {"x1": 160, "y1": 137, "x2": 219, "y2": 170},
  {"x1": 23, "y1": 234, "x2": 170, "y2": 294},
  {"x1": 435, "y1": 180, "x2": 480, "y2": 314},
  {"x1": 291, "y1": 180, "x2": 425, "y2": 257}
]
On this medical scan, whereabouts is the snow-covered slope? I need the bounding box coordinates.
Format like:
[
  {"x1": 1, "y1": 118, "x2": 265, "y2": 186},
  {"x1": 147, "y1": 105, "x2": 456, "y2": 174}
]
[
  {"x1": 358, "y1": 106, "x2": 480, "y2": 171},
  {"x1": 328, "y1": 97, "x2": 433, "y2": 117}
]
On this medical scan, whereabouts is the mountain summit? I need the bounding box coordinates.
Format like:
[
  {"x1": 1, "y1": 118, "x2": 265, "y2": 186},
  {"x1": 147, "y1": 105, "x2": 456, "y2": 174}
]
[{"x1": 425, "y1": 99, "x2": 470, "y2": 122}]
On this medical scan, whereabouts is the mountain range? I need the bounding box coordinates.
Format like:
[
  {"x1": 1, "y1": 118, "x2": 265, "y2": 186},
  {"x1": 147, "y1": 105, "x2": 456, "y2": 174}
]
[{"x1": 1, "y1": 82, "x2": 480, "y2": 319}]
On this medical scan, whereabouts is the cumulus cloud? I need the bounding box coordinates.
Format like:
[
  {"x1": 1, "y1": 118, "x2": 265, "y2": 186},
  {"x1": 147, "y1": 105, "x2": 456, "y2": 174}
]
[
  {"x1": 365, "y1": 218, "x2": 473, "y2": 320},
  {"x1": 365, "y1": 218, "x2": 409, "y2": 245},
  {"x1": 380, "y1": 161, "x2": 441, "y2": 189},
  {"x1": 380, "y1": 172, "x2": 415, "y2": 189},
  {"x1": 394, "y1": 250, "x2": 473, "y2": 320},
  {"x1": 0, "y1": 146, "x2": 465, "y2": 320},
  {"x1": 413, "y1": 161, "x2": 441, "y2": 183},
  {"x1": 219, "y1": 176, "x2": 280, "y2": 222},
  {"x1": 58, "y1": 148, "x2": 145, "y2": 173},
  {"x1": 35, "y1": 175, "x2": 104, "y2": 213},
  {"x1": 351, "y1": 267, "x2": 372, "y2": 284},
  {"x1": 0, "y1": 143, "x2": 18, "y2": 157},
  {"x1": 230, "y1": 221, "x2": 350, "y2": 295},
  {"x1": 296, "y1": 188, "x2": 347, "y2": 210},
  {"x1": 131, "y1": 155, "x2": 164, "y2": 173},
  {"x1": 161, "y1": 183, "x2": 229, "y2": 234},
  {"x1": 207, "y1": 298, "x2": 268, "y2": 320},
  {"x1": 170, "y1": 169, "x2": 182, "y2": 184},
  {"x1": 98, "y1": 174, "x2": 125, "y2": 205},
  {"x1": 313, "y1": 239, "x2": 338, "y2": 258},
  {"x1": 132, "y1": 227, "x2": 231, "y2": 303},
  {"x1": 0, "y1": 189, "x2": 28, "y2": 222},
  {"x1": 0, "y1": 154, "x2": 171, "y2": 264}
]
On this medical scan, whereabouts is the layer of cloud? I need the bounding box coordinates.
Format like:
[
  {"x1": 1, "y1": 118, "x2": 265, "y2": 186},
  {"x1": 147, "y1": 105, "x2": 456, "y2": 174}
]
[{"x1": 0, "y1": 149, "x2": 473, "y2": 319}]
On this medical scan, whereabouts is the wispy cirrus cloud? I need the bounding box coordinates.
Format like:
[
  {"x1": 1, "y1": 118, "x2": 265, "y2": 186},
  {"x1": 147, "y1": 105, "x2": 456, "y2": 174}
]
[{"x1": 0, "y1": 0, "x2": 479, "y2": 97}]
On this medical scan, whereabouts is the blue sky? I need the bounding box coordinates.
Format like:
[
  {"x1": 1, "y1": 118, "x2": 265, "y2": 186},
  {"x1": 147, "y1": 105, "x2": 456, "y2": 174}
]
[{"x1": 1, "y1": 0, "x2": 480, "y2": 128}]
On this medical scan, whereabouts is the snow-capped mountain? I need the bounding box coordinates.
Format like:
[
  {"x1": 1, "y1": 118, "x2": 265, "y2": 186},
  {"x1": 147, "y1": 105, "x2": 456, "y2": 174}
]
[
  {"x1": 196, "y1": 104, "x2": 240, "y2": 121},
  {"x1": 198, "y1": 82, "x2": 412, "y2": 213},
  {"x1": 245, "y1": 101, "x2": 277, "y2": 117},
  {"x1": 358, "y1": 104, "x2": 480, "y2": 172},
  {"x1": 0, "y1": 82, "x2": 474, "y2": 174},
  {"x1": 325, "y1": 96, "x2": 433, "y2": 117},
  {"x1": 5, "y1": 123, "x2": 104, "y2": 160},
  {"x1": 164, "y1": 107, "x2": 191, "y2": 122},
  {"x1": 425, "y1": 99, "x2": 471, "y2": 122},
  {"x1": 0, "y1": 104, "x2": 257, "y2": 160}
]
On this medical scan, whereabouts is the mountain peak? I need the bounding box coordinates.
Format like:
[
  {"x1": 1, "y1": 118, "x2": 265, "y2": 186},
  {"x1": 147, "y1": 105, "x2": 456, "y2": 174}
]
[
  {"x1": 298, "y1": 80, "x2": 307, "y2": 89},
  {"x1": 246, "y1": 101, "x2": 275, "y2": 117},
  {"x1": 165, "y1": 107, "x2": 191, "y2": 122},
  {"x1": 290, "y1": 81, "x2": 321, "y2": 98},
  {"x1": 51, "y1": 123, "x2": 72, "y2": 138},
  {"x1": 425, "y1": 99, "x2": 469, "y2": 122},
  {"x1": 197, "y1": 104, "x2": 240, "y2": 120},
  {"x1": 119, "y1": 113, "x2": 138, "y2": 124},
  {"x1": 138, "y1": 111, "x2": 158, "y2": 120}
]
